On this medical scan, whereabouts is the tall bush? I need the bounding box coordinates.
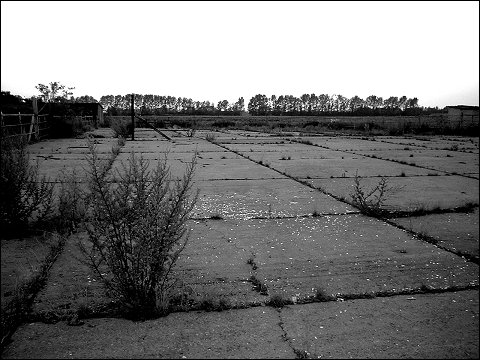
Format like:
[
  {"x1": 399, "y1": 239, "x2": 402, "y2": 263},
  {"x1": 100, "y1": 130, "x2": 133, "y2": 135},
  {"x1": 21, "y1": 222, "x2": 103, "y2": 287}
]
[
  {"x1": 111, "y1": 119, "x2": 132, "y2": 138},
  {"x1": 79, "y1": 139, "x2": 198, "y2": 319}
]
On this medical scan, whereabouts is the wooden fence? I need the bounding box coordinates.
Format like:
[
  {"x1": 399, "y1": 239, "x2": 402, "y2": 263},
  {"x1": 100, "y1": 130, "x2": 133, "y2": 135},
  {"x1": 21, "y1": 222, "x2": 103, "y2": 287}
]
[
  {"x1": 0, "y1": 113, "x2": 95, "y2": 143},
  {"x1": 0, "y1": 112, "x2": 50, "y2": 142}
]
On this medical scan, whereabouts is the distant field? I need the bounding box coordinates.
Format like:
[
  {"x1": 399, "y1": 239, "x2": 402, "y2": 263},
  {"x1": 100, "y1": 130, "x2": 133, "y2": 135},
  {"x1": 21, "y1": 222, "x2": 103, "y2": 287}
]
[{"x1": 105, "y1": 114, "x2": 479, "y2": 137}]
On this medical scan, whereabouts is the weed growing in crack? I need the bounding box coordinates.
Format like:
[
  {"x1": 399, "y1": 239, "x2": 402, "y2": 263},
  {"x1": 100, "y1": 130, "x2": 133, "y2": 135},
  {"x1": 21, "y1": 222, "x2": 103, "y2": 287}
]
[
  {"x1": 205, "y1": 133, "x2": 216, "y2": 142},
  {"x1": 186, "y1": 128, "x2": 197, "y2": 138},
  {"x1": 415, "y1": 231, "x2": 438, "y2": 245},
  {"x1": 117, "y1": 136, "x2": 126, "y2": 147},
  {"x1": 349, "y1": 170, "x2": 404, "y2": 217},
  {"x1": 247, "y1": 253, "x2": 258, "y2": 270},
  {"x1": 56, "y1": 168, "x2": 88, "y2": 232},
  {"x1": 266, "y1": 294, "x2": 291, "y2": 308},
  {"x1": 294, "y1": 349, "x2": 311, "y2": 359},
  {"x1": 249, "y1": 275, "x2": 268, "y2": 295},
  {"x1": 315, "y1": 288, "x2": 334, "y2": 302},
  {"x1": 197, "y1": 295, "x2": 231, "y2": 312}
]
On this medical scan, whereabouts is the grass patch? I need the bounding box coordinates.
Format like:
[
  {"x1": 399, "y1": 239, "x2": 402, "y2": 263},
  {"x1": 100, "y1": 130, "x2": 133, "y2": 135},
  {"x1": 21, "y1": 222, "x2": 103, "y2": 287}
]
[
  {"x1": 386, "y1": 201, "x2": 478, "y2": 218},
  {"x1": 249, "y1": 275, "x2": 268, "y2": 295},
  {"x1": 266, "y1": 294, "x2": 292, "y2": 308},
  {"x1": 197, "y1": 295, "x2": 231, "y2": 312},
  {"x1": 314, "y1": 288, "x2": 335, "y2": 302}
]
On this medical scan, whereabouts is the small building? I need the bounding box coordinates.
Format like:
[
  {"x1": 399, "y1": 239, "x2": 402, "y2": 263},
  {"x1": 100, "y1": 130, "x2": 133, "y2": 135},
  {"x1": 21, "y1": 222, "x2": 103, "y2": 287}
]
[
  {"x1": 47, "y1": 102, "x2": 104, "y2": 127},
  {"x1": 446, "y1": 105, "x2": 479, "y2": 118}
]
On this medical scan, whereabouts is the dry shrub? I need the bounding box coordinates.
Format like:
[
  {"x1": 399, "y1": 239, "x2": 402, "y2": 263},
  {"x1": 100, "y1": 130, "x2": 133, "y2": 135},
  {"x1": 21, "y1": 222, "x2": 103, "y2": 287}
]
[
  {"x1": 79, "y1": 139, "x2": 198, "y2": 319},
  {"x1": 0, "y1": 136, "x2": 54, "y2": 236},
  {"x1": 349, "y1": 170, "x2": 403, "y2": 216}
]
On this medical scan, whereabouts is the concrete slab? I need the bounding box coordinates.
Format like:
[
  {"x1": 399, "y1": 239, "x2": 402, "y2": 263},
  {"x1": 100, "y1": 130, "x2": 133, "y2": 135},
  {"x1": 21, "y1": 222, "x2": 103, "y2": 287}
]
[
  {"x1": 188, "y1": 217, "x2": 479, "y2": 299},
  {"x1": 223, "y1": 142, "x2": 328, "y2": 154},
  {"x1": 192, "y1": 179, "x2": 355, "y2": 219},
  {"x1": 391, "y1": 209, "x2": 479, "y2": 257},
  {"x1": 33, "y1": 159, "x2": 93, "y2": 180},
  {"x1": 255, "y1": 156, "x2": 442, "y2": 179},
  {"x1": 356, "y1": 149, "x2": 479, "y2": 176},
  {"x1": 4, "y1": 291, "x2": 477, "y2": 359},
  {"x1": 196, "y1": 129, "x2": 251, "y2": 141},
  {"x1": 130, "y1": 157, "x2": 282, "y2": 181},
  {"x1": 188, "y1": 158, "x2": 286, "y2": 181},
  {"x1": 376, "y1": 136, "x2": 479, "y2": 152},
  {"x1": 123, "y1": 139, "x2": 221, "y2": 153},
  {"x1": 28, "y1": 138, "x2": 118, "y2": 155},
  {"x1": 3, "y1": 307, "x2": 294, "y2": 359},
  {"x1": 280, "y1": 290, "x2": 479, "y2": 359},
  {"x1": 294, "y1": 136, "x2": 410, "y2": 151},
  {"x1": 110, "y1": 153, "x2": 283, "y2": 181},
  {"x1": 306, "y1": 175, "x2": 479, "y2": 211}
]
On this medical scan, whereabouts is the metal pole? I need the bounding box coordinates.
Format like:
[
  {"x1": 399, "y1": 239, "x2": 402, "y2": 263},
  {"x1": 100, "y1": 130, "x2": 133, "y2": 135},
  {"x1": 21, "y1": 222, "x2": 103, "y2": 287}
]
[{"x1": 131, "y1": 93, "x2": 135, "y2": 140}]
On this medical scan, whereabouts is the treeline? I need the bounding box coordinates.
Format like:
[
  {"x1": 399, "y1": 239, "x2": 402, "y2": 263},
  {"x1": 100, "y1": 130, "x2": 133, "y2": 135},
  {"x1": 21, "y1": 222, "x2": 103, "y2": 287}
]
[
  {"x1": 247, "y1": 94, "x2": 441, "y2": 116},
  {"x1": 99, "y1": 93, "x2": 442, "y2": 117},
  {"x1": 0, "y1": 91, "x2": 100, "y2": 113},
  {"x1": 99, "y1": 94, "x2": 246, "y2": 116},
  {"x1": 3, "y1": 84, "x2": 444, "y2": 117}
]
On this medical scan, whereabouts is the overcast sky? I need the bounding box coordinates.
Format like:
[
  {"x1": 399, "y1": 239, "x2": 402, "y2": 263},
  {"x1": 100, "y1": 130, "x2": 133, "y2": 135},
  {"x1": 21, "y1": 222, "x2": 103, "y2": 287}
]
[{"x1": 1, "y1": 1, "x2": 479, "y2": 108}]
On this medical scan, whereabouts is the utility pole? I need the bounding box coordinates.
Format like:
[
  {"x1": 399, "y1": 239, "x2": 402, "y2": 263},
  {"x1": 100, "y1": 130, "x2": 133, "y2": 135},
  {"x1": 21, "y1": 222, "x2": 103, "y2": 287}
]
[{"x1": 131, "y1": 93, "x2": 135, "y2": 140}]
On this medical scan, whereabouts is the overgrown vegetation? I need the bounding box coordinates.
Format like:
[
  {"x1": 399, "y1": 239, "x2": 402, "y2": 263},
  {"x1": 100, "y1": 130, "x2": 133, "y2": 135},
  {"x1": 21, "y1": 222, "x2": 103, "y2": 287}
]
[
  {"x1": 111, "y1": 118, "x2": 132, "y2": 138},
  {"x1": 205, "y1": 133, "x2": 217, "y2": 142},
  {"x1": 49, "y1": 115, "x2": 93, "y2": 139},
  {"x1": 78, "y1": 139, "x2": 199, "y2": 319},
  {"x1": 56, "y1": 169, "x2": 88, "y2": 233},
  {"x1": 186, "y1": 127, "x2": 197, "y2": 137},
  {"x1": 1, "y1": 232, "x2": 66, "y2": 351},
  {"x1": 0, "y1": 137, "x2": 55, "y2": 236},
  {"x1": 349, "y1": 171, "x2": 404, "y2": 216}
]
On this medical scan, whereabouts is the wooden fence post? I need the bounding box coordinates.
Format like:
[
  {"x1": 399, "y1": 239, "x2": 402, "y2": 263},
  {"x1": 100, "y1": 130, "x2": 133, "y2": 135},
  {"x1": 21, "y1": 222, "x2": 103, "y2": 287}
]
[
  {"x1": 131, "y1": 93, "x2": 135, "y2": 141},
  {"x1": 27, "y1": 115, "x2": 34, "y2": 143},
  {"x1": 18, "y1": 112, "x2": 24, "y2": 137}
]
